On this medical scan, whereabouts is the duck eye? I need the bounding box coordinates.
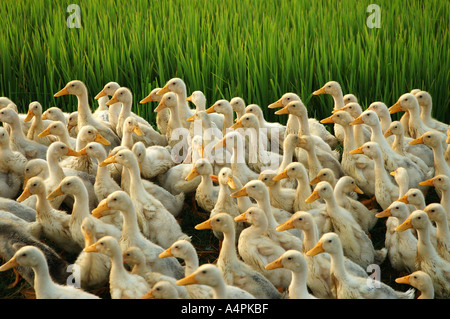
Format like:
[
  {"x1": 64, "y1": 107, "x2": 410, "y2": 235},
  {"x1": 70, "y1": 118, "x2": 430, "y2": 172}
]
[
  {"x1": 71, "y1": 84, "x2": 75, "y2": 87},
  {"x1": 32, "y1": 183, "x2": 37, "y2": 187},
  {"x1": 431, "y1": 209, "x2": 435, "y2": 213},
  {"x1": 298, "y1": 217, "x2": 302, "y2": 221},
  {"x1": 202, "y1": 270, "x2": 207, "y2": 274},
  {"x1": 22, "y1": 253, "x2": 27, "y2": 257},
  {"x1": 405, "y1": 98, "x2": 408, "y2": 101},
  {"x1": 327, "y1": 239, "x2": 332, "y2": 243}
]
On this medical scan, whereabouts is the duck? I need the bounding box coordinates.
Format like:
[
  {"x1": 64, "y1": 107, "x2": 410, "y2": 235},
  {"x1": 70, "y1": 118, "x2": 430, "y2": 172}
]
[
  {"x1": 176, "y1": 264, "x2": 255, "y2": 299},
  {"x1": 185, "y1": 158, "x2": 219, "y2": 213},
  {"x1": 275, "y1": 134, "x2": 301, "y2": 189},
  {"x1": 306, "y1": 232, "x2": 415, "y2": 299},
  {"x1": 131, "y1": 142, "x2": 176, "y2": 180},
  {"x1": 397, "y1": 188, "x2": 427, "y2": 211},
  {"x1": 231, "y1": 180, "x2": 303, "y2": 251},
  {"x1": 94, "y1": 81, "x2": 122, "y2": 134},
  {"x1": 120, "y1": 116, "x2": 145, "y2": 149},
  {"x1": 39, "y1": 121, "x2": 76, "y2": 148},
  {"x1": 395, "y1": 271, "x2": 435, "y2": 299},
  {"x1": 159, "y1": 240, "x2": 214, "y2": 299},
  {"x1": 157, "y1": 78, "x2": 195, "y2": 128},
  {"x1": 269, "y1": 92, "x2": 338, "y2": 149},
  {"x1": 366, "y1": 101, "x2": 392, "y2": 134},
  {"x1": 343, "y1": 93, "x2": 358, "y2": 105},
  {"x1": 54, "y1": 80, "x2": 120, "y2": 149},
  {"x1": 0, "y1": 245, "x2": 99, "y2": 299},
  {"x1": 92, "y1": 191, "x2": 185, "y2": 279},
  {"x1": 333, "y1": 102, "x2": 371, "y2": 147},
  {"x1": 229, "y1": 97, "x2": 247, "y2": 121},
  {"x1": 321, "y1": 111, "x2": 375, "y2": 197},
  {"x1": 47, "y1": 176, "x2": 121, "y2": 248},
  {"x1": 265, "y1": 250, "x2": 316, "y2": 299},
  {"x1": 205, "y1": 98, "x2": 235, "y2": 135},
  {"x1": 375, "y1": 201, "x2": 417, "y2": 274},
  {"x1": 107, "y1": 87, "x2": 167, "y2": 146},
  {"x1": 209, "y1": 167, "x2": 241, "y2": 241},
  {"x1": 333, "y1": 176, "x2": 378, "y2": 234},
  {"x1": 17, "y1": 176, "x2": 82, "y2": 254},
  {"x1": 84, "y1": 235, "x2": 150, "y2": 299},
  {"x1": 91, "y1": 96, "x2": 110, "y2": 123},
  {"x1": 350, "y1": 142, "x2": 399, "y2": 210},
  {"x1": 0, "y1": 107, "x2": 48, "y2": 160},
  {"x1": 306, "y1": 181, "x2": 386, "y2": 268},
  {"x1": 67, "y1": 111, "x2": 79, "y2": 137},
  {"x1": 24, "y1": 102, "x2": 56, "y2": 146},
  {"x1": 234, "y1": 207, "x2": 292, "y2": 291},
  {"x1": 384, "y1": 120, "x2": 434, "y2": 169},
  {"x1": 100, "y1": 149, "x2": 189, "y2": 248},
  {"x1": 414, "y1": 91, "x2": 448, "y2": 134},
  {"x1": 351, "y1": 110, "x2": 429, "y2": 190},
  {"x1": 310, "y1": 168, "x2": 337, "y2": 188},
  {"x1": 195, "y1": 213, "x2": 282, "y2": 299},
  {"x1": 423, "y1": 203, "x2": 450, "y2": 261},
  {"x1": 188, "y1": 92, "x2": 224, "y2": 132},
  {"x1": 0, "y1": 127, "x2": 27, "y2": 198},
  {"x1": 41, "y1": 106, "x2": 69, "y2": 126},
  {"x1": 396, "y1": 210, "x2": 450, "y2": 298},
  {"x1": 141, "y1": 280, "x2": 182, "y2": 299},
  {"x1": 73, "y1": 217, "x2": 111, "y2": 290},
  {"x1": 259, "y1": 170, "x2": 295, "y2": 213},
  {"x1": 213, "y1": 131, "x2": 259, "y2": 185},
  {"x1": 140, "y1": 87, "x2": 170, "y2": 133},
  {"x1": 419, "y1": 175, "x2": 450, "y2": 223},
  {"x1": 122, "y1": 246, "x2": 189, "y2": 299},
  {"x1": 410, "y1": 131, "x2": 450, "y2": 178}
]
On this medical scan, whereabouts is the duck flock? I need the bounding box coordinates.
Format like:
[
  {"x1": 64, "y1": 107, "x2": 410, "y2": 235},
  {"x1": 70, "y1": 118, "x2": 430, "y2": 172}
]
[{"x1": 0, "y1": 77, "x2": 448, "y2": 299}]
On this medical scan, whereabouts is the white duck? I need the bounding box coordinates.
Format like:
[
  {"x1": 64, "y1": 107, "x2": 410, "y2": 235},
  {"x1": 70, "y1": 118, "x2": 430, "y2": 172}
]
[
  {"x1": 259, "y1": 169, "x2": 296, "y2": 213},
  {"x1": 333, "y1": 102, "x2": 371, "y2": 147},
  {"x1": 0, "y1": 245, "x2": 100, "y2": 299},
  {"x1": 195, "y1": 213, "x2": 282, "y2": 299},
  {"x1": 140, "y1": 87, "x2": 170, "y2": 135},
  {"x1": 366, "y1": 101, "x2": 392, "y2": 133},
  {"x1": 39, "y1": 121, "x2": 76, "y2": 148},
  {"x1": 419, "y1": 175, "x2": 450, "y2": 224},
  {"x1": 415, "y1": 90, "x2": 448, "y2": 134},
  {"x1": 265, "y1": 250, "x2": 317, "y2": 299},
  {"x1": 92, "y1": 191, "x2": 185, "y2": 279},
  {"x1": 94, "y1": 81, "x2": 122, "y2": 134},
  {"x1": 41, "y1": 106, "x2": 69, "y2": 126},
  {"x1": 131, "y1": 142, "x2": 175, "y2": 180},
  {"x1": 229, "y1": 97, "x2": 246, "y2": 120},
  {"x1": 306, "y1": 232, "x2": 415, "y2": 299},
  {"x1": 396, "y1": 271, "x2": 435, "y2": 299},
  {"x1": 205, "y1": 98, "x2": 234, "y2": 135},
  {"x1": 188, "y1": 92, "x2": 224, "y2": 132},
  {"x1": 423, "y1": 203, "x2": 450, "y2": 261},
  {"x1": 85, "y1": 236, "x2": 150, "y2": 299},
  {"x1": 24, "y1": 101, "x2": 56, "y2": 146}
]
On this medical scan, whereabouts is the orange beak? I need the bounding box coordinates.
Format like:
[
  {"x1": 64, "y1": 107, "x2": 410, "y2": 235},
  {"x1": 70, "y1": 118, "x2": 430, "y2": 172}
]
[
  {"x1": 276, "y1": 218, "x2": 295, "y2": 232},
  {"x1": 105, "y1": 95, "x2": 119, "y2": 106},
  {"x1": 389, "y1": 100, "x2": 404, "y2": 114},
  {"x1": 305, "y1": 241, "x2": 325, "y2": 256},
  {"x1": 94, "y1": 89, "x2": 107, "y2": 100},
  {"x1": 154, "y1": 100, "x2": 166, "y2": 113},
  {"x1": 99, "y1": 155, "x2": 117, "y2": 167},
  {"x1": 46, "y1": 186, "x2": 65, "y2": 200},
  {"x1": 17, "y1": 187, "x2": 32, "y2": 202},
  {"x1": 395, "y1": 274, "x2": 411, "y2": 285},
  {"x1": 395, "y1": 216, "x2": 413, "y2": 232},
  {"x1": 397, "y1": 194, "x2": 409, "y2": 204},
  {"x1": 0, "y1": 256, "x2": 19, "y2": 272},
  {"x1": 54, "y1": 87, "x2": 69, "y2": 97},
  {"x1": 24, "y1": 109, "x2": 34, "y2": 122},
  {"x1": 176, "y1": 272, "x2": 198, "y2": 286},
  {"x1": 268, "y1": 99, "x2": 283, "y2": 109},
  {"x1": 230, "y1": 186, "x2": 248, "y2": 198},
  {"x1": 234, "y1": 212, "x2": 247, "y2": 223},
  {"x1": 274, "y1": 106, "x2": 289, "y2": 115},
  {"x1": 409, "y1": 136, "x2": 424, "y2": 145},
  {"x1": 227, "y1": 176, "x2": 238, "y2": 189},
  {"x1": 140, "y1": 93, "x2": 154, "y2": 104},
  {"x1": 272, "y1": 170, "x2": 289, "y2": 182},
  {"x1": 264, "y1": 256, "x2": 283, "y2": 270},
  {"x1": 312, "y1": 87, "x2": 327, "y2": 95},
  {"x1": 94, "y1": 133, "x2": 111, "y2": 145},
  {"x1": 91, "y1": 199, "x2": 110, "y2": 218},
  {"x1": 419, "y1": 178, "x2": 434, "y2": 187},
  {"x1": 349, "y1": 146, "x2": 364, "y2": 155},
  {"x1": 349, "y1": 115, "x2": 364, "y2": 126},
  {"x1": 194, "y1": 218, "x2": 212, "y2": 230},
  {"x1": 67, "y1": 148, "x2": 82, "y2": 157},
  {"x1": 212, "y1": 137, "x2": 226, "y2": 150},
  {"x1": 320, "y1": 115, "x2": 335, "y2": 124},
  {"x1": 375, "y1": 207, "x2": 392, "y2": 218},
  {"x1": 230, "y1": 120, "x2": 243, "y2": 129},
  {"x1": 186, "y1": 114, "x2": 196, "y2": 122},
  {"x1": 158, "y1": 247, "x2": 174, "y2": 259},
  {"x1": 133, "y1": 125, "x2": 144, "y2": 137},
  {"x1": 205, "y1": 105, "x2": 216, "y2": 114},
  {"x1": 305, "y1": 190, "x2": 320, "y2": 203},
  {"x1": 185, "y1": 167, "x2": 199, "y2": 181},
  {"x1": 38, "y1": 127, "x2": 52, "y2": 138},
  {"x1": 156, "y1": 85, "x2": 170, "y2": 96}
]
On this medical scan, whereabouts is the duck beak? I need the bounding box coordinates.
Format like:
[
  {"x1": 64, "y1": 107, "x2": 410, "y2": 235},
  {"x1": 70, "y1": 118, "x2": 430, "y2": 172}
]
[
  {"x1": 210, "y1": 175, "x2": 219, "y2": 183},
  {"x1": 349, "y1": 115, "x2": 364, "y2": 125},
  {"x1": 375, "y1": 207, "x2": 392, "y2": 218},
  {"x1": 154, "y1": 100, "x2": 166, "y2": 113},
  {"x1": 395, "y1": 216, "x2": 413, "y2": 232},
  {"x1": 230, "y1": 120, "x2": 243, "y2": 129},
  {"x1": 84, "y1": 242, "x2": 98, "y2": 253},
  {"x1": 94, "y1": 133, "x2": 111, "y2": 145},
  {"x1": 409, "y1": 136, "x2": 424, "y2": 145},
  {"x1": 156, "y1": 85, "x2": 170, "y2": 96},
  {"x1": 212, "y1": 137, "x2": 226, "y2": 150},
  {"x1": 158, "y1": 247, "x2": 174, "y2": 258},
  {"x1": 185, "y1": 167, "x2": 199, "y2": 181},
  {"x1": 313, "y1": 87, "x2": 327, "y2": 95},
  {"x1": 395, "y1": 274, "x2": 411, "y2": 285},
  {"x1": 389, "y1": 100, "x2": 403, "y2": 114},
  {"x1": 67, "y1": 124, "x2": 74, "y2": 131},
  {"x1": 205, "y1": 105, "x2": 215, "y2": 114},
  {"x1": 24, "y1": 110, "x2": 34, "y2": 122},
  {"x1": 320, "y1": 115, "x2": 335, "y2": 124},
  {"x1": 384, "y1": 128, "x2": 393, "y2": 138},
  {"x1": 389, "y1": 171, "x2": 396, "y2": 177},
  {"x1": 176, "y1": 272, "x2": 198, "y2": 286},
  {"x1": 274, "y1": 106, "x2": 289, "y2": 115},
  {"x1": 419, "y1": 178, "x2": 434, "y2": 187},
  {"x1": 140, "y1": 93, "x2": 154, "y2": 104},
  {"x1": 133, "y1": 125, "x2": 144, "y2": 137},
  {"x1": 331, "y1": 106, "x2": 345, "y2": 114},
  {"x1": 185, "y1": 95, "x2": 193, "y2": 102},
  {"x1": 17, "y1": 187, "x2": 32, "y2": 202},
  {"x1": 306, "y1": 241, "x2": 325, "y2": 256},
  {"x1": 353, "y1": 185, "x2": 364, "y2": 194},
  {"x1": 310, "y1": 176, "x2": 321, "y2": 185},
  {"x1": 226, "y1": 176, "x2": 238, "y2": 189},
  {"x1": 230, "y1": 186, "x2": 248, "y2": 198},
  {"x1": 265, "y1": 256, "x2": 283, "y2": 270},
  {"x1": 305, "y1": 190, "x2": 320, "y2": 203},
  {"x1": 78, "y1": 147, "x2": 88, "y2": 156},
  {"x1": 91, "y1": 199, "x2": 110, "y2": 218},
  {"x1": 105, "y1": 95, "x2": 119, "y2": 106},
  {"x1": 276, "y1": 218, "x2": 295, "y2": 232},
  {"x1": 349, "y1": 146, "x2": 364, "y2": 155},
  {"x1": 195, "y1": 218, "x2": 212, "y2": 230},
  {"x1": 186, "y1": 114, "x2": 195, "y2": 122},
  {"x1": 268, "y1": 99, "x2": 283, "y2": 109},
  {"x1": 397, "y1": 194, "x2": 409, "y2": 204},
  {"x1": 54, "y1": 87, "x2": 69, "y2": 97},
  {"x1": 83, "y1": 231, "x2": 95, "y2": 248},
  {"x1": 99, "y1": 155, "x2": 116, "y2": 167},
  {"x1": 272, "y1": 170, "x2": 289, "y2": 181},
  {"x1": 95, "y1": 89, "x2": 107, "y2": 100},
  {"x1": 67, "y1": 148, "x2": 82, "y2": 157},
  {"x1": 41, "y1": 113, "x2": 48, "y2": 120},
  {"x1": 234, "y1": 212, "x2": 247, "y2": 223},
  {"x1": 0, "y1": 256, "x2": 19, "y2": 272},
  {"x1": 47, "y1": 186, "x2": 65, "y2": 200},
  {"x1": 38, "y1": 127, "x2": 51, "y2": 138},
  {"x1": 141, "y1": 290, "x2": 155, "y2": 299}
]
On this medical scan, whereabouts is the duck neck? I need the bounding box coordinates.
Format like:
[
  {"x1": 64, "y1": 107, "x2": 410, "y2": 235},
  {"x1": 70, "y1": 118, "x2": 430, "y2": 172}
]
[
  {"x1": 373, "y1": 154, "x2": 392, "y2": 185},
  {"x1": 332, "y1": 91, "x2": 345, "y2": 110},
  {"x1": 76, "y1": 91, "x2": 93, "y2": 127},
  {"x1": 295, "y1": 177, "x2": 312, "y2": 207},
  {"x1": 419, "y1": 102, "x2": 433, "y2": 127},
  {"x1": 323, "y1": 194, "x2": 340, "y2": 217},
  {"x1": 127, "y1": 159, "x2": 145, "y2": 195},
  {"x1": 183, "y1": 249, "x2": 200, "y2": 276},
  {"x1": 218, "y1": 227, "x2": 239, "y2": 265},
  {"x1": 121, "y1": 206, "x2": 141, "y2": 239},
  {"x1": 58, "y1": 130, "x2": 72, "y2": 147},
  {"x1": 109, "y1": 245, "x2": 129, "y2": 279},
  {"x1": 378, "y1": 112, "x2": 392, "y2": 133},
  {"x1": 212, "y1": 278, "x2": 228, "y2": 299},
  {"x1": 221, "y1": 109, "x2": 234, "y2": 134},
  {"x1": 255, "y1": 192, "x2": 278, "y2": 229},
  {"x1": 391, "y1": 133, "x2": 406, "y2": 156},
  {"x1": 8, "y1": 116, "x2": 26, "y2": 141},
  {"x1": 70, "y1": 187, "x2": 90, "y2": 224},
  {"x1": 168, "y1": 105, "x2": 183, "y2": 130},
  {"x1": 279, "y1": 143, "x2": 295, "y2": 171},
  {"x1": 342, "y1": 124, "x2": 357, "y2": 155},
  {"x1": 304, "y1": 147, "x2": 321, "y2": 179},
  {"x1": 47, "y1": 154, "x2": 65, "y2": 183},
  {"x1": 431, "y1": 143, "x2": 449, "y2": 176},
  {"x1": 301, "y1": 224, "x2": 319, "y2": 252},
  {"x1": 176, "y1": 91, "x2": 193, "y2": 123},
  {"x1": 416, "y1": 224, "x2": 439, "y2": 260},
  {"x1": 329, "y1": 249, "x2": 351, "y2": 282},
  {"x1": 35, "y1": 192, "x2": 55, "y2": 221},
  {"x1": 32, "y1": 257, "x2": 55, "y2": 298},
  {"x1": 290, "y1": 268, "x2": 309, "y2": 298},
  {"x1": 121, "y1": 130, "x2": 134, "y2": 149},
  {"x1": 295, "y1": 115, "x2": 311, "y2": 136}
]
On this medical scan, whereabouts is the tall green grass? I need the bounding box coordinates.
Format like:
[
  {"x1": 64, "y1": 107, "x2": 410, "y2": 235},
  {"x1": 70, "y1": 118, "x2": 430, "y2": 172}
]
[{"x1": 1, "y1": 0, "x2": 448, "y2": 125}]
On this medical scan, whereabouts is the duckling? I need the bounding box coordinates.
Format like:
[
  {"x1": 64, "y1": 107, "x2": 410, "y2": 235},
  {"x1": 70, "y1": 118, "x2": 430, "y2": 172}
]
[
  {"x1": 306, "y1": 232, "x2": 415, "y2": 299},
  {"x1": 265, "y1": 250, "x2": 316, "y2": 299},
  {"x1": 195, "y1": 213, "x2": 282, "y2": 299},
  {"x1": 0, "y1": 245, "x2": 99, "y2": 299},
  {"x1": 396, "y1": 210, "x2": 450, "y2": 298}
]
